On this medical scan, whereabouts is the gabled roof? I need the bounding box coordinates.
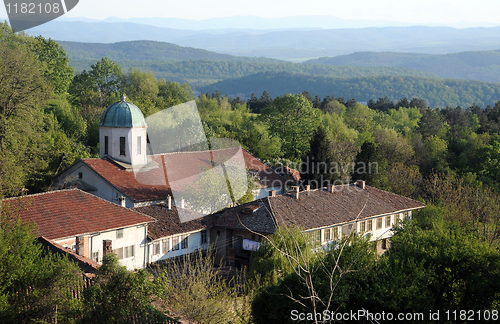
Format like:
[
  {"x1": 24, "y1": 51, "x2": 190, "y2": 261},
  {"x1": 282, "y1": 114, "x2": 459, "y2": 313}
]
[
  {"x1": 269, "y1": 185, "x2": 426, "y2": 231},
  {"x1": 2, "y1": 189, "x2": 155, "y2": 240},
  {"x1": 213, "y1": 184, "x2": 425, "y2": 233},
  {"x1": 38, "y1": 237, "x2": 100, "y2": 275},
  {"x1": 134, "y1": 204, "x2": 216, "y2": 240},
  {"x1": 68, "y1": 148, "x2": 285, "y2": 202}
]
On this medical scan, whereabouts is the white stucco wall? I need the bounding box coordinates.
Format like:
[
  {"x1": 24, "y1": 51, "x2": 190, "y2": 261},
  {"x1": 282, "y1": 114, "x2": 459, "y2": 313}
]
[
  {"x1": 149, "y1": 229, "x2": 209, "y2": 263},
  {"x1": 100, "y1": 126, "x2": 147, "y2": 166},
  {"x1": 54, "y1": 224, "x2": 149, "y2": 270},
  {"x1": 253, "y1": 185, "x2": 284, "y2": 200},
  {"x1": 308, "y1": 210, "x2": 414, "y2": 249}
]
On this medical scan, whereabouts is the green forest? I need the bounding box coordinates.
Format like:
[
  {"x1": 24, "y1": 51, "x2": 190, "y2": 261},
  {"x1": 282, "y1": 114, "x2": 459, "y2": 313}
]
[
  {"x1": 2, "y1": 21, "x2": 500, "y2": 323},
  {"x1": 200, "y1": 72, "x2": 500, "y2": 108},
  {"x1": 305, "y1": 50, "x2": 500, "y2": 83}
]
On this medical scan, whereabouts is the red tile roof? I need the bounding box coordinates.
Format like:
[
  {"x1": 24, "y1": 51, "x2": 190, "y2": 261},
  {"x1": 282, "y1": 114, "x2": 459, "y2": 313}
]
[
  {"x1": 2, "y1": 189, "x2": 155, "y2": 240},
  {"x1": 134, "y1": 204, "x2": 216, "y2": 240},
  {"x1": 78, "y1": 148, "x2": 285, "y2": 202}
]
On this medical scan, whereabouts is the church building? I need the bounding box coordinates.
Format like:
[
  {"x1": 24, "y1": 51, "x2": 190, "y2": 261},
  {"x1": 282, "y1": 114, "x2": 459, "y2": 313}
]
[{"x1": 55, "y1": 96, "x2": 286, "y2": 209}]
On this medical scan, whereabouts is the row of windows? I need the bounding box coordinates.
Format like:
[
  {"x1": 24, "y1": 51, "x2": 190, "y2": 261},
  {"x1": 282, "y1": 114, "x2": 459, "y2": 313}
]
[
  {"x1": 91, "y1": 244, "x2": 135, "y2": 263},
  {"x1": 116, "y1": 245, "x2": 135, "y2": 259},
  {"x1": 103, "y1": 136, "x2": 142, "y2": 156},
  {"x1": 309, "y1": 211, "x2": 412, "y2": 245},
  {"x1": 152, "y1": 230, "x2": 208, "y2": 255}
]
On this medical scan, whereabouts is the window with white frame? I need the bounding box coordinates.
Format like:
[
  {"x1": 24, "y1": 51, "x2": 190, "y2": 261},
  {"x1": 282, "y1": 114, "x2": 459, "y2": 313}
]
[
  {"x1": 116, "y1": 229, "x2": 124, "y2": 239},
  {"x1": 201, "y1": 230, "x2": 207, "y2": 244},
  {"x1": 92, "y1": 251, "x2": 99, "y2": 263},
  {"x1": 153, "y1": 242, "x2": 160, "y2": 255},
  {"x1": 342, "y1": 224, "x2": 353, "y2": 236},
  {"x1": 376, "y1": 217, "x2": 383, "y2": 230},
  {"x1": 181, "y1": 234, "x2": 189, "y2": 249},
  {"x1": 385, "y1": 215, "x2": 391, "y2": 228},
  {"x1": 323, "y1": 228, "x2": 331, "y2": 242},
  {"x1": 172, "y1": 236, "x2": 180, "y2": 251},
  {"x1": 162, "y1": 239, "x2": 169, "y2": 253},
  {"x1": 116, "y1": 245, "x2": 134, "y2": 259},
  {"x1": 367, "y1": 219, "x2": 373, "y2": 231},
  {"x1": 360, "y1": 221, "x2": 366, "y2": 232}
]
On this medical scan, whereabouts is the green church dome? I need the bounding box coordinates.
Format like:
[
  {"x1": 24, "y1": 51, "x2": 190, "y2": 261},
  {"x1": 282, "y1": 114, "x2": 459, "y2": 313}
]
[{"x1": 99, "y1": 95, "x2": 147, "y2": 128}]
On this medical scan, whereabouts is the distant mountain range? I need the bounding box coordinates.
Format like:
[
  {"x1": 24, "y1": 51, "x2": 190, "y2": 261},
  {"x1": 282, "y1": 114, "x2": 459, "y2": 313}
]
[
  {"x1": 60, "y1": 40, "x2": 439, "y2": 86},
  {"x1": 59, "y1": 40, "x2": 276, "y2": 62},
  {"x1": 304, "y1": 51, "x2": 500, "y2": 83},
  {"x1": 59, "y1": 39, "x2": 500, "y2": 107},
  {"x1": 22, "y1": 19, "x2": 500, "y2": 60}
]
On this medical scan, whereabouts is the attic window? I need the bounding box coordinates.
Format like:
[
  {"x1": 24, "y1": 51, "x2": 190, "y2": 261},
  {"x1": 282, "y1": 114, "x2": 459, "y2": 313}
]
[
  {"x1": 78, "y1": 172, "x2": 83, "y2": 179},
  {"x1": 116, "y1": 229, "x2": 124, "y2": 239}
]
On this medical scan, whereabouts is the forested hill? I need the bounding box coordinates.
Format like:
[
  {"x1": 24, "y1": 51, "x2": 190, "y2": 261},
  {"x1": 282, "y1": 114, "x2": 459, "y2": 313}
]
[
  {"x1": 59, "y1": 40, "x2": 278, "y2": 62},
  {"x1": 199, "y1": 72, "x2": 500, "y2": 108},
  {"x1": 304, "y1": 50, "x2": 500, "y2": 83},
  {"x1": 61, "y1": 40, "x2": 438, "y2": 86}
]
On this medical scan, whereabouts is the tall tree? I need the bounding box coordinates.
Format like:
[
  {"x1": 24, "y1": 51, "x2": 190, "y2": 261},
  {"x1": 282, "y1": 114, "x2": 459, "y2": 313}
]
[
  {"x1": 301, "y1": 126, "x2": 337, "y2": 188},
  {"x1": 353, "y1": 141, "x2": 390, "y2": 190},
  {"x1": 83, "y1": 253, "x2": 156, "y2": 324},
  {"x1": 26, "y1": 36, "x2": 74, "y2": 95},
  {"x1": 260, "y1": 94, "x2": 320, "y2": 161},
  {"x1": 0, "y1": 43, "x2": 51, "y2": 195}
]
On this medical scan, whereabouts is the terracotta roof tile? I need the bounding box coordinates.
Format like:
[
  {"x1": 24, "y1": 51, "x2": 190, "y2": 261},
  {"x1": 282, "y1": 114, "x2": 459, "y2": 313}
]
[
  {"x1": 3, "y1": 189, "x2": 155, "y2": 240},
  {"x1": 79, "y1": 148, "x2": 285, "y2": 202},
  {"x1": 134, "y1": 204, "x2": 216, "y2": 240}
]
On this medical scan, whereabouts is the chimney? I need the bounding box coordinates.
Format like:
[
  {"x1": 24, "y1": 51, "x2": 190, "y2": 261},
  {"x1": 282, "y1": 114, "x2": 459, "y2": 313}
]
[
  {"x1": 291, "y1": 186, "x2": 299, "y2": 200},
  {"x1": 269, "y1": 190, "x2": 276, "y2": 198},
  {"x1": 119, "y1": 196, "x2": 126, "y2": 207},
  {"x1": 103, "y1": 240, "x2": 112, "y2": 257},
  {"x1": 76, "y1": 235, "x2": 85, "y2": 256},
  {"x1": 167, "y1": 195, "x2": 172, "y2": 210},
  {"x1": 356, "y1": 180, "x2": 366, "y2": 189},
  {"x1": 327, "y1": 184, "x2": 335, "y2": 194}
]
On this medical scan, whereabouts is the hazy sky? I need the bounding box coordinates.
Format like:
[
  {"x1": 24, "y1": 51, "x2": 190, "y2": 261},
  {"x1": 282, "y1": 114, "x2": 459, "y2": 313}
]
[{"x1": 1, "y1": 0, "x2": 500, "y2": 25}]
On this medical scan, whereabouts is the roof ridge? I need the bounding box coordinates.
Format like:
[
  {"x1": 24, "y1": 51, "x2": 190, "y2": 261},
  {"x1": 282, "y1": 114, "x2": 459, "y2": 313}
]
[
  {"x1": 74, "y1": 189, "x2": 156, "y2": 223},
  {"x1": 2, "y1": 188, "x2": 80, "y2": 201},
  {"x1": 365, "y1": 185, "x2": 425, "y2": 205},
  {"x1": 3, "y1": 188, "x2": 156, "y2": 224}
]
